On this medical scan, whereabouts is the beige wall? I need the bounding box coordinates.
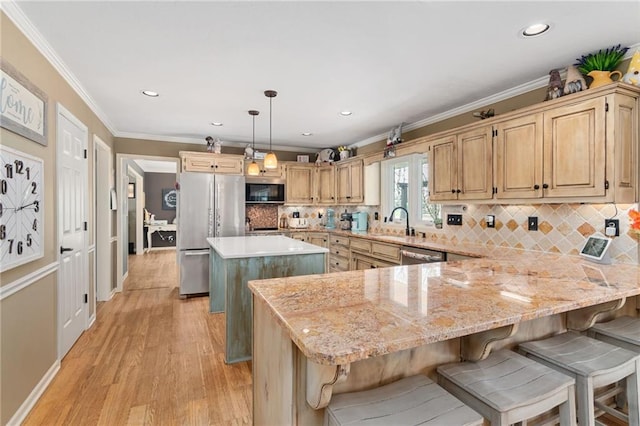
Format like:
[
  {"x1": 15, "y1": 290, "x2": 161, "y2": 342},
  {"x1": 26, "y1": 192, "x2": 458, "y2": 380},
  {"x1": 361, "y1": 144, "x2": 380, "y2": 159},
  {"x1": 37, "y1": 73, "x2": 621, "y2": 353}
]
[
  {"x1": 114, "y1": 137, "x2": 302, "y2": 161},
  {"x1": 0, "y1": 11, "x2": 114, "y2": 424}
]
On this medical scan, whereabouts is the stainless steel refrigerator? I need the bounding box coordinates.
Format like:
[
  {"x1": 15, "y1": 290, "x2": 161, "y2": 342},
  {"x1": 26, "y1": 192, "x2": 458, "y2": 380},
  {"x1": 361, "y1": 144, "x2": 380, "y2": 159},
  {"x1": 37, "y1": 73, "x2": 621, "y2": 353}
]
[{"x1": 177, "y1": 172, "x2": 245, "y2": 296}]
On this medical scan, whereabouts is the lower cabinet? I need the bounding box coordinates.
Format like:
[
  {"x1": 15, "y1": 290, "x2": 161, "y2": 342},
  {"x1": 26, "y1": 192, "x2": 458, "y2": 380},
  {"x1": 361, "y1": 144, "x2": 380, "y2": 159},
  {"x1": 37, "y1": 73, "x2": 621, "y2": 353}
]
[
  {"x1": 350, "y1": 237, "x2": 400, "y2": 270},
  {"x1": 329, "y1": 235, "x2": 350, "y2": 272}
]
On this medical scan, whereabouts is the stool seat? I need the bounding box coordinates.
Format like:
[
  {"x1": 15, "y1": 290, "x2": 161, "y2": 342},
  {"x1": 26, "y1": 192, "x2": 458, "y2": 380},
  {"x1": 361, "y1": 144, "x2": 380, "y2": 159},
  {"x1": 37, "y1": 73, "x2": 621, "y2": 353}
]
[
  {"x1": 519, "y1": 331, "x2": 640, "y2": 426},
  {"x1": 324, "y1": 375, "x2": 483, "y2": 426},
  {"x1": 588, "y1": 316, "x2": 640, "y2": 352},
  {"x1": 437, "y1": 350, "x2": 576, "y2": 425}
]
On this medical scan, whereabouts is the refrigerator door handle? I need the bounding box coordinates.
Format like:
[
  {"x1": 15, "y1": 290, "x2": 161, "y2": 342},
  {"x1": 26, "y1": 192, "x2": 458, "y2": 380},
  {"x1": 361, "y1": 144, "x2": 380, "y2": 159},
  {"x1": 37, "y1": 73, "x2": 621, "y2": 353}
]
[
  {"x1": 207, "y1": 179, "x2": 214, "y2": 237},
  {"x1": 184, "y1": 250, "x2": 210, "y2": 256}
]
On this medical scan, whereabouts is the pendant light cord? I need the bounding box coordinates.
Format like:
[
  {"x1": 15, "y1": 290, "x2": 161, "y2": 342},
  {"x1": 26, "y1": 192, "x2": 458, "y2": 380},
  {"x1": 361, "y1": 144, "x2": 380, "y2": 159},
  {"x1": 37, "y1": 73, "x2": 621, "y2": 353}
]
[{"x1": 269, "y1": 96, "x2": 272, "y2": 152}]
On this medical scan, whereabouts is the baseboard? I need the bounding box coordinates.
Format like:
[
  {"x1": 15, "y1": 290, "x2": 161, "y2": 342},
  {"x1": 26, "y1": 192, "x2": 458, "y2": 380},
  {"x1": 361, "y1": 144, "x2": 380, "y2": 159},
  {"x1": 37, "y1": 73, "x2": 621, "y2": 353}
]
[
  {"x1": 146, "y1": 246, "x2": 177, "y2": 252},
  {"x1": 88, "y1": 313, "x2": 96, "y2": 328},
  {"x1": 6, "y1": 359, "x2": 60, "y2": 426}
]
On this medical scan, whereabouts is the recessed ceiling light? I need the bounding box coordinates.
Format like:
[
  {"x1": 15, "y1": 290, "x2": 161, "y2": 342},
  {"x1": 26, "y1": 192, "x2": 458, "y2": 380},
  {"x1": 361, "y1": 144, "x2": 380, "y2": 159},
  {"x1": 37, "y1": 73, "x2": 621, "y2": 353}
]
[
  {"x1": 141, "y1": 90, "x2": 159, "y2": 97},
  {"x1": 339, "y1": 111, "x2": 353, "y2": 116},
  {"x1": 302, "y1": 132, "x2": 313, "y2": 136},
  {"x1": 210, "y1": 122, "x2": 223, "y2": 126},
  {"x1": 521, "y1": 23, "x2": 550, "y2": 37}
]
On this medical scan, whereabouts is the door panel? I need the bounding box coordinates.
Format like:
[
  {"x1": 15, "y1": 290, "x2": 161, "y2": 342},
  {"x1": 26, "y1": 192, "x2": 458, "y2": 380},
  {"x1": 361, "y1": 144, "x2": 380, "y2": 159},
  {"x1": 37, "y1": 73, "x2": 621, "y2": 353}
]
[
  {"x1": 177, "y1": 172, "x2": 214, "y2": 249},
  {"x1": 58, "y1": 106, "x2": 88, "y2": 358},
  {"x1": 428, "y1": 135, "x2": 456, "y2": 201},
  {"x1": 215, "y1": 174, "x2": 245, "y2": 237},
  {"x1": 458, "y1": 126, "x2": 493, "y2": 200}
]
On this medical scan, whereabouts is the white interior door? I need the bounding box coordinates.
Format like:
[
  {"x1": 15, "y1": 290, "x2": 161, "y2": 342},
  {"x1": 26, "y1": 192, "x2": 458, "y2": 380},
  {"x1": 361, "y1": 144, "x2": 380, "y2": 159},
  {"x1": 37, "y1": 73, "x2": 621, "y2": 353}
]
[{"x1": 57, "y1": 104, "x2": 88, "y2": 359}]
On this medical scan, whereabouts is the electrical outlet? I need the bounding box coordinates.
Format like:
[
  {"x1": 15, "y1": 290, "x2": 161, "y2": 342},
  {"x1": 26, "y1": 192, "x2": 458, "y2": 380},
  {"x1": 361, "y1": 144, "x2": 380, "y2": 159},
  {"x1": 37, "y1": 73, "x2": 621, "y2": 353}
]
[
  {"x1": 528, "y1": 216, "x2": 538, "y2": 231},
  {"x1": 447, "y1": 214, "x2": 463, "y2": 226},
  {"x1": 605, "y1": 219, "x2": 619, "y2": 237},
  {"x1": 486, "y1": 215, "x2": 495, "y2": 228},
  {"x1": 374, "y1": 212, "x2": 379, "y2": 221}
]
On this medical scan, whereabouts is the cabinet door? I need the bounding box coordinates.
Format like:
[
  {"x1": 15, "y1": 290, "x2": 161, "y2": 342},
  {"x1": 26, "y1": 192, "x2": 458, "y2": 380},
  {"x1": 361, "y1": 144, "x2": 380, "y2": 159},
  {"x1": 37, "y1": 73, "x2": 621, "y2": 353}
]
[
  {"x1": 428, "y1": 135, "x2": 457, "y2": 201},
  {"x1": 543, "y1": 98, "x2": 606, "y2": 198},
  {"x1": 290, "y1": 233, "x2": 307, "y2": 242},
  {"x1": 213, "y1": 157, "x2": 244, "y2": 174},
  {"x1": 183, "y1": 156, "x2": 216, "y2": 172},
  {"x1": 244, "y1": 160, "x2": 284, "y2": 178},
  {"x1": 352, "y1": 253, "x2": 376, "y2": 270},
  {"x1": 611, "y1": 94, "x2": 638, "y2": 203},
  {"x1": 286, "y1": 165, "x2": 314, "y2": 204},
  {"x1": 348, "y1": 160, "x2": 364, "y2": 203},
  {"x1": 307, "y1": 233, "x2": 328, "y2": 248},
  {"x1": 457, "y1": 126, "x2": 493, "y2": 200},
  {"x1": 316, "y1": 166, "x2": 336, "y2": 204},
  {"x1": 336, "y1": 163, "x2": 351, "y2": 204},
  {"x1": 495, "y1": 114, "x2": 543, "y2": 199}
]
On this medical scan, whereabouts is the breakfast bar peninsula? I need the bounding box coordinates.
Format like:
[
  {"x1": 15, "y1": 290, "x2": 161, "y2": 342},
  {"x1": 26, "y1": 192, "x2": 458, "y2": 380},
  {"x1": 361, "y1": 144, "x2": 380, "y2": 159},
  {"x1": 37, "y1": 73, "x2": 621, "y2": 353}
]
[{"x1": 249, "y1": 247, "x2": 640, "y2": 425}]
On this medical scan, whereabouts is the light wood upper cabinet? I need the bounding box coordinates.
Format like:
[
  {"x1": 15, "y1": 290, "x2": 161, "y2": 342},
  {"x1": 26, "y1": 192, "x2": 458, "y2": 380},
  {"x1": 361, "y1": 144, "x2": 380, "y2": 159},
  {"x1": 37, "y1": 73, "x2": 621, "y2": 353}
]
[
  {"x1": 428, "y1": 127, "x2": 492, "y2": 202},
  {"x1": 336, "y1": 158, "x2": 364, "y2": 204},
  {"x1": 316, "y1": 165, "x2": 336, "y2": 205},
  {"x1": 543, "y1": 97, "x2": 606, "y2": 198},
  {"x1": 430, "y1": 85, "x2": 639, "y2": 204},
  {"x1": 457, "y1": 126, "x2": 493, "y2": 200},
  {"x1": 180, "y1": 151, "x2": 244, "y2": 174},
  {"x1": 244, "y1": 160, "x2": 285, "y2": 178},
  {"x1": 286, "y1": 164, "x2": 315, "y2": 204},
  {"x1": 495, "y1": 114, "x2": 544, "y2": 199}
]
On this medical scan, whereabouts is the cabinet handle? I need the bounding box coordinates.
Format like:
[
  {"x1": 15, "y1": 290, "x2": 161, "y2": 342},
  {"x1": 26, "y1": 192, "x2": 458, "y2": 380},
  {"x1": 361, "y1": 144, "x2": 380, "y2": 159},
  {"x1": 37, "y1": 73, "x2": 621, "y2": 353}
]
[
  {"x1": 456, "y1": 189, "x2": 461, "y2": 193},
  {"x1": 370, "y1": 265, "x2": 377, "y2": 269},
  {"x1": 534, "y1": 184, "x2": 540, "y2": 190},
  {"x1": 451, "y1": 189, "x2": 456, "y2": 194},
  {"x1": 542, "y1": 183, "x2": 549, "y2": 189}
]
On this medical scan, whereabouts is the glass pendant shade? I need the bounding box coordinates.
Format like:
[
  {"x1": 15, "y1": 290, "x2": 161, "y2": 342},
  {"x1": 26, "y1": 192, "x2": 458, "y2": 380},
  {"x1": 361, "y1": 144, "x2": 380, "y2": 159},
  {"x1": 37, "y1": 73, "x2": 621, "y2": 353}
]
[
  {"x1": 247, "y1": 160, "x2": 260, "y2": 176},
  {"x1": 264, "y1": 152, "x2": 278, "y2": 169},
  {"x1": 264, "y1": 90, "x2": 278, "y2": 169},
  {"x1": 248, "y1": 109, "x2": 261, "y2": 175}
]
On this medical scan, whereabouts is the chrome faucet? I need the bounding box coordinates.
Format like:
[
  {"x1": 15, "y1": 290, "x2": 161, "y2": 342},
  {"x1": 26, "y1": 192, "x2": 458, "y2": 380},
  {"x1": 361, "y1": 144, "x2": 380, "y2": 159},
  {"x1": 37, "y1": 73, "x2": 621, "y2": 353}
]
[{"x1": 389, "y1": 206, "x2": 410, "y2": 236}]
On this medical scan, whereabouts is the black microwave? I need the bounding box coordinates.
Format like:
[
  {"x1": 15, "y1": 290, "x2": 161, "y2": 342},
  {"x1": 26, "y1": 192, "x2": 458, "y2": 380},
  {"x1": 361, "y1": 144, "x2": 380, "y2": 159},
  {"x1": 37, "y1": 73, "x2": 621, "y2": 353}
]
[{"x1": 245, "y1": 178, "x2": 285, "y2": 204}]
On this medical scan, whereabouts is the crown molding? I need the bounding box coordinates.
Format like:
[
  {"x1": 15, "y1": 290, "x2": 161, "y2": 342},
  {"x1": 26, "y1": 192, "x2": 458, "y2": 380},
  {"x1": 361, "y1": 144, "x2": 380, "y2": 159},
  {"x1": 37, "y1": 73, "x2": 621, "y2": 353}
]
[
  {"x1": 1, "y1": 1, "x2": 118, "y2": 135},
  {"x1": 350, "y1": 42, "x2": 640, "y2": 149},
  {"x1": 115, "y1": 131, "x2": 318, "y2": 153}
]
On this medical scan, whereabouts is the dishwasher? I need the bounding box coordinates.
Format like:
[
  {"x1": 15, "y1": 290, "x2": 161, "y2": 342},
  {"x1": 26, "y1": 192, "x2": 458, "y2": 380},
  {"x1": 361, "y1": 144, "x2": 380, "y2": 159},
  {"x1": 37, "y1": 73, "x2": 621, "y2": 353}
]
[{"x1": 400, "y1": 246, "x2": 446, "y2": 265}]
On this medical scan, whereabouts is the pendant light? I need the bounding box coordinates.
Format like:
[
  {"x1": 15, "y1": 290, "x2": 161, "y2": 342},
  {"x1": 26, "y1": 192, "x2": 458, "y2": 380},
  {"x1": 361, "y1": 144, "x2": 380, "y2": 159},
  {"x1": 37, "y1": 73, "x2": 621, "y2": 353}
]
[
  {"x1": 263, "y1": 90, "x2": 278, "y2": 169},
  {"x1": 247, "y1": 110, "x2": 261, "y2": 176}
]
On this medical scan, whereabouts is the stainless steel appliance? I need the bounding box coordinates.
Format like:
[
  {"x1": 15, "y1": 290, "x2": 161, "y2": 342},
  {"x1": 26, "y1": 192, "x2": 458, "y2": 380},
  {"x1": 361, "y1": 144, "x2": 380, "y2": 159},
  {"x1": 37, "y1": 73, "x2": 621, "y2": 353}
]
[
  {"x1": 400, "y1": 246, "x2": 445, "y2": 265},
  {"x1": 177, "y1": 172, "x2": 245, "y2": 296},
  {"x1": 245, "y1": 177, "x2": 285, "y2": 204},
  {"x1": 339, "y1": 211, "x2": 352, "y2": 230}
]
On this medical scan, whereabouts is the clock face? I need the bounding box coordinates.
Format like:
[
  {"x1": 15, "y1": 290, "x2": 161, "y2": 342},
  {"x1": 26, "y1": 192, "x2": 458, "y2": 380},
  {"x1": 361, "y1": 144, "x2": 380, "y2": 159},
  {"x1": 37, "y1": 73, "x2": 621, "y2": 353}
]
[{"x1": 0, "y1": 146, "x2": 44, "y2": 271}]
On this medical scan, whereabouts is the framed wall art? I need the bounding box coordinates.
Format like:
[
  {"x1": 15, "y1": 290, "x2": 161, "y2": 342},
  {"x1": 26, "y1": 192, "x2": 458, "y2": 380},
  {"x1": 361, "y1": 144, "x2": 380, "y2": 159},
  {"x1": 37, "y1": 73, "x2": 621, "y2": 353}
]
[
  {"x1": 162, "y1": 188, "x2": 177, "y2": 210},
  {"x1": 0, "y1": 58, "x2": 48, "y2": 146}
]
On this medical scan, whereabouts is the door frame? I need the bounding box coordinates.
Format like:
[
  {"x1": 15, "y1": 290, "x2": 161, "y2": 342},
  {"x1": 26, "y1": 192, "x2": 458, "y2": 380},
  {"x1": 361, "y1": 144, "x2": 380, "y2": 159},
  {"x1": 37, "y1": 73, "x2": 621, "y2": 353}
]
[
  {"x1": 126, "y1": 165, "x2": 144, "y2": 255},
  {"x1": 56, "y1": 103, "x2": 89, "y2": 359},
  {"x1": 115, "y1": 153, "x2": 179, "y2": 292},
  {"x1": 93, "y1": 135, "x2": 113, "y2": 302}
]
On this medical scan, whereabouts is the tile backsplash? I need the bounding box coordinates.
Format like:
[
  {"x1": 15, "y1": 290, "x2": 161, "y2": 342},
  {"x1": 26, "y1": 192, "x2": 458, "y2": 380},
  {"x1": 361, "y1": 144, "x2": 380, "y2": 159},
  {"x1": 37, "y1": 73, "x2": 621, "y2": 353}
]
[{"x1": 278, "y1": 203, "x2": 639, "y2": 265}]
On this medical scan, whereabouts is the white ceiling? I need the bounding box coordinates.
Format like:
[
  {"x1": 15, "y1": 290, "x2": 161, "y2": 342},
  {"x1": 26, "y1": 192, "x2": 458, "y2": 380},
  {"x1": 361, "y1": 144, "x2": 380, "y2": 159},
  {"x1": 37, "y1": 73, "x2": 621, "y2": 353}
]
[{"x1": 7, "y1": 1, "x2": 640, "y2": 152}]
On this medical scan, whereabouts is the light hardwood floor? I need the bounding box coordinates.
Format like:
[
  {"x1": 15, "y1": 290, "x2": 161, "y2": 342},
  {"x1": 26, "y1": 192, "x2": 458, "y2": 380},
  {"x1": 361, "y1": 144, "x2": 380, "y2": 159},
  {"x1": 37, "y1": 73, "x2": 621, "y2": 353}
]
[{"x1": 24, "y1": 251, "x2": 252, "y2": 425}]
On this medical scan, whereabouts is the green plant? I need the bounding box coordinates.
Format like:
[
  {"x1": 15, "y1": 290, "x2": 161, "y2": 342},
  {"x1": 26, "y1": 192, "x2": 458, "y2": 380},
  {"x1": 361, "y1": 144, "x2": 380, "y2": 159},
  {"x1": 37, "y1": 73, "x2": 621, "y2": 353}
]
[{"x1": 575, "y1": 44, "x2": 629, "y2": 74}]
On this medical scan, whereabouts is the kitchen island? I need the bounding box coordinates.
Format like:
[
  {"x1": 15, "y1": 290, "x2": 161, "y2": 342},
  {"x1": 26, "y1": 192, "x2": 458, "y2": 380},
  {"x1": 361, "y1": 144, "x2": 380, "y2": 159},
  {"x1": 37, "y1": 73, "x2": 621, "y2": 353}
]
[
  {"x1": 207, "y1": 235, "x2": 328, "y2": 363},
  {"x1": 249, "y1": 249, "x2": 640, "y2": 425}
]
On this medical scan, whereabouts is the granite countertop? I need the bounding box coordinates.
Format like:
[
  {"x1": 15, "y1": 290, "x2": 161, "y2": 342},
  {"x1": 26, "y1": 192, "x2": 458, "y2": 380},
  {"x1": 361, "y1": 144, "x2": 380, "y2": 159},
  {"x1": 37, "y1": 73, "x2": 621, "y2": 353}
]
[
  {"x1": 207, "y1": 235, "x2": 328, "y2": 259},
  {"x1": 249, "y1": 250, "x2": 640, "y2": 365}
]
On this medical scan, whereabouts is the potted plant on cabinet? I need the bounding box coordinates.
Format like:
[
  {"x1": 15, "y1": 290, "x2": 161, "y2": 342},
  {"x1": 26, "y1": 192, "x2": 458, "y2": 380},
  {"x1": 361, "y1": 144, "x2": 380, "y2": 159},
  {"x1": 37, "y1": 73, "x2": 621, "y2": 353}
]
[{"x1": 575, "y1": 44, "x2": 629, "y2": 89}]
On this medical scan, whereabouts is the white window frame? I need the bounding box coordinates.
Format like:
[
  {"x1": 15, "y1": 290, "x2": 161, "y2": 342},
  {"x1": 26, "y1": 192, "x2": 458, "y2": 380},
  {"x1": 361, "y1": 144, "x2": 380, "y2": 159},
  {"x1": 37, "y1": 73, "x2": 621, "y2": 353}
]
[{"x1": 381, "y1": 153, "x2": 439, "y2": 228}]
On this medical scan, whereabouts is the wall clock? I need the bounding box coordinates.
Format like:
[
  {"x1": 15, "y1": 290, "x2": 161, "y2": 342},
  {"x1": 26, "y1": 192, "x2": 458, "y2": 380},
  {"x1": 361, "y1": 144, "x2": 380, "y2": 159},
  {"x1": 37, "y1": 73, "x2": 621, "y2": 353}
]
[{"x1": 0, "y1": 146, "x2": 44, "y2": 271}]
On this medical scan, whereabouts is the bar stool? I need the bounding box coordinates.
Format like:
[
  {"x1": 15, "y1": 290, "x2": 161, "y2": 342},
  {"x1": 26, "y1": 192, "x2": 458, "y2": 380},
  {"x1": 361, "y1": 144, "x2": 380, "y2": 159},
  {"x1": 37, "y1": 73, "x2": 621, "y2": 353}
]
[
  {"x1": 588, "y1": 316, "x2": 640, "y2": 353},
  {"x1": 437, "y1": 349, "x2": 576, "y2": 425},
  {"x1": 324, "y1": 374, "x2": 483, "y2": 426},
  {"x1": 519, "y1": 331, "x2": 640, "y2": 426},
  {"x1": 588, "y1": 316, "x2": 640, "y2": 416}
]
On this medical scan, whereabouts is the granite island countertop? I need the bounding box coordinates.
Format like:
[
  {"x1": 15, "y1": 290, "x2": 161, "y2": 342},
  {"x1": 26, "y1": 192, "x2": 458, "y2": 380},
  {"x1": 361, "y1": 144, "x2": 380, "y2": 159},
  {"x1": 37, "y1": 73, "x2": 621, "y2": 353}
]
[
  {"x1": 207, "y1": 235, "x2": 328, "y2": 259},
  {"x1": 249, "y1": 249, "x2": 640, "y2": 365}
]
